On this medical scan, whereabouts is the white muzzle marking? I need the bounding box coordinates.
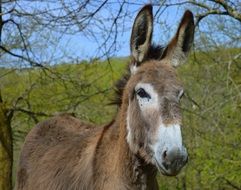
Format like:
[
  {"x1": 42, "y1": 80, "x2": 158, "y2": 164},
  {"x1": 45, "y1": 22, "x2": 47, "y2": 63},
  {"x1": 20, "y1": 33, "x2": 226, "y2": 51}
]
[
  {"x1": 152, "y1": 124, "x2": 183, "y2": 161},
  {"x1": 151, "y1": 123, "x2": 188, "y2": 175}
]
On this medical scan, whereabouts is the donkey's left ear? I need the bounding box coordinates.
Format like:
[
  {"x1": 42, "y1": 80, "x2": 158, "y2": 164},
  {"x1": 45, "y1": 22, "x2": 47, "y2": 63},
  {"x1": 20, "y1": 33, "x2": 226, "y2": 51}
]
[{"x1": 162, "y1": 10, "x2": 194, "y2": 67}]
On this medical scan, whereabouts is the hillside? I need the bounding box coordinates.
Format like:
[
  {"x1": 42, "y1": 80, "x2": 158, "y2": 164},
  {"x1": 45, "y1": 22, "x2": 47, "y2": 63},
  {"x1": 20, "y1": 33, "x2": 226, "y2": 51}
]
[{"x1": 0, "y1": 49, "x2": 240, "y2": 189}]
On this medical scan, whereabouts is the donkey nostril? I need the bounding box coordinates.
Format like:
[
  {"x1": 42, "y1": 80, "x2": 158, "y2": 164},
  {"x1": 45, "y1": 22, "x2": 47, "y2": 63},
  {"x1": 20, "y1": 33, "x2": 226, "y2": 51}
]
[{"x1": 162, "y1": 150, "x2": 167, "y2": 159}]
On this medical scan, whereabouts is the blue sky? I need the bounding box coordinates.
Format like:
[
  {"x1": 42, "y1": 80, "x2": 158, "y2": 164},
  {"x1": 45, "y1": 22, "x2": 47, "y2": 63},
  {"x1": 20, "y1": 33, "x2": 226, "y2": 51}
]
[
  {"x1": 2, "y1": 0, "x2": 192, "y2": 67},
  {"x1": 58, "y1": 1, "x2": 241, "y2": 63},
  {"x1": 1, "y1": 0, "x2": 240, "y2": 67},
  {"x1": 53, "y1": 1, "x2": 186, "y2": 62}
]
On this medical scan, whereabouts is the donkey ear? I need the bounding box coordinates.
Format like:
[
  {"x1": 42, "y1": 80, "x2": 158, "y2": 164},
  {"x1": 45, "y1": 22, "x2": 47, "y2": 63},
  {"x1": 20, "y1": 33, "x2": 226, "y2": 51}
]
[
  {"x1": 130, "y1": 5, "x2": 153, "y2": 65},
  {"x1": 162, "y1": 10, "x2": 194, "y2": 67}
]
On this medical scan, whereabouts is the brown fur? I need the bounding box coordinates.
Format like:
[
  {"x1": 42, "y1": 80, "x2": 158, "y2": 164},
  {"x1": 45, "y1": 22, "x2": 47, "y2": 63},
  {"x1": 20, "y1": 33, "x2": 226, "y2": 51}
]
[
  {"x1": 15, "y1": 5, "x2": 194, "y2": 190},
  {"x1": 15, "y1": 114, "x2": 158, "y2": 190}
]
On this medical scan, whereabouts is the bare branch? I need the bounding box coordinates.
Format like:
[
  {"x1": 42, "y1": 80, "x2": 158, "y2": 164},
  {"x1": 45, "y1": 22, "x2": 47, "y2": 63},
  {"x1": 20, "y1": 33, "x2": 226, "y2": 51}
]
[
  {"x1": 0, "y1": 45, "x2": 44, "y2": 67},
  {"x1": 211, "y1": 0, "x2": 241, "y2": 22}
]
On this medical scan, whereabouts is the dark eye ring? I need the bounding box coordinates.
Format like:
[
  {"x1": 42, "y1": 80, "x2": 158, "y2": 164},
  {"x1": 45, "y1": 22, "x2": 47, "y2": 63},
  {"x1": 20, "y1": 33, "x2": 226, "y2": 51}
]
[{"x1": 136, "y1": 88, "x2": 151, "y2": 99}]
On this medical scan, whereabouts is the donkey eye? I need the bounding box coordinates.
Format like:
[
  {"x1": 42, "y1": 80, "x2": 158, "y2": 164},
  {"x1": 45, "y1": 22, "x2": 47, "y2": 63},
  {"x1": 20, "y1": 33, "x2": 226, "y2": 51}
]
[{"x1": 136, "y1": 88, "x2": 151, "y2": 99}]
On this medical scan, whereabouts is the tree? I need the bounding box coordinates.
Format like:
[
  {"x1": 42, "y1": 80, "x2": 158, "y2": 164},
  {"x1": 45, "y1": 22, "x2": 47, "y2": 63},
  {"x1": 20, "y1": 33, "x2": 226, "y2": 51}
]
[{"x1": 0, "y1": 91, "x2": 13, "y2": 190}]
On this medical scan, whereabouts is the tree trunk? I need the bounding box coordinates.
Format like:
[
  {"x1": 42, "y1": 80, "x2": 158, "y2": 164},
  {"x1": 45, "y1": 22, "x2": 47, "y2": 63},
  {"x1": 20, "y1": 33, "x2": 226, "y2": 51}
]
[{"x1": 0, "y1": 93, "x2": 13, "y2": 190}]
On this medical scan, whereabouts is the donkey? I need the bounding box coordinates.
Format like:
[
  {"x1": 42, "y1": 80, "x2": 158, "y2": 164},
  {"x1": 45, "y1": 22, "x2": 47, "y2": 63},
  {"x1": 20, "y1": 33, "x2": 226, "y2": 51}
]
[{"x1": 15, "y1": 5, "x2": 194, "y2": 190}]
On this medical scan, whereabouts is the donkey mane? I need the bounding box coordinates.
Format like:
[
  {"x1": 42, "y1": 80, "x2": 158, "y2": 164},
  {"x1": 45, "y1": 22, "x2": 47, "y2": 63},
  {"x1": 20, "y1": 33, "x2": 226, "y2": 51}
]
[{"x1": 113, "y1": 44, "x2": 164, "y2": 106}]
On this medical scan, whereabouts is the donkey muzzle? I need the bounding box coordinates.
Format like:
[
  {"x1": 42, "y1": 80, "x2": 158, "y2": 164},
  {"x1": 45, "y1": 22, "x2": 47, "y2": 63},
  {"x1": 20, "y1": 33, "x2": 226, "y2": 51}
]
[{"x1": 156, "y1": 146, "x2": 188, "y2": 176}]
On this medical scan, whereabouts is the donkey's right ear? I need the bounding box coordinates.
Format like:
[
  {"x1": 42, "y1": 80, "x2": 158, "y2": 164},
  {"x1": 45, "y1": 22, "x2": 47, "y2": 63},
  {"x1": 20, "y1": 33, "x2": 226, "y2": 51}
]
[{"x1": 130, "y1": 5, "x2": 153, "y2": 68}]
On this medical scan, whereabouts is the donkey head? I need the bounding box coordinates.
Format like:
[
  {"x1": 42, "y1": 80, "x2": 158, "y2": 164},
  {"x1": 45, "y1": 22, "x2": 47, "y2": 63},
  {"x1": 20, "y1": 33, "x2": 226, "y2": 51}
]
[{"x1": 125, "y1": 5, "x2": 194, "y2": 176}]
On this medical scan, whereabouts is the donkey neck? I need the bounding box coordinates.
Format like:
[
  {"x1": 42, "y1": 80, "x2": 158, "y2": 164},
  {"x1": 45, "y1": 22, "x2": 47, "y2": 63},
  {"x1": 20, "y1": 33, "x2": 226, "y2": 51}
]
[
  {"x1": 92, "y1": 95, "x2": 157, "y2": 189},
  {"x1": 113, "y1": 99, "x2": 158, "y2": 189},
  {"x1": 116, "y1": 139, "x2": 158, "y2": 190}
]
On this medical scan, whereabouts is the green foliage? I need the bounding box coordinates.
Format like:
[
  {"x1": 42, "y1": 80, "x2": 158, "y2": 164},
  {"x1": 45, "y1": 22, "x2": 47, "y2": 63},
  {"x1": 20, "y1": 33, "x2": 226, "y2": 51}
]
[{"x1": 0, "y1": 49, "x2": 240, "y2": 189}]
